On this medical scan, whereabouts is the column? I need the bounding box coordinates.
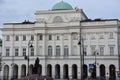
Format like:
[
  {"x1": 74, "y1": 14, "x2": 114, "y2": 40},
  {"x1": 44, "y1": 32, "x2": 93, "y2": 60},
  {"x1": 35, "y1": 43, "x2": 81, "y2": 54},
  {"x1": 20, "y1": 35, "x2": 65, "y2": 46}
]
[
  {"x1": 78, "y1": 65, "x2": 81, "y2": 79},
  {"x1": 69, "y1": 66, "x2": 72, "y2": 79},
  {"x1": 34, "y1": 34, "x2": 37, "y2": 56},
  {"x1": 11, "y1": 35, "x2": 14, "y2": 56},
  {"x1": 2, "y1": 35, "x2": 5, "y2": 56},
  {"x1": 19, "y1": 35, "x2": 22, "y2": 56},
  {"x1": 61, "y1": 34, "x2": 64, "y2": 56},
  {"x1": 96, "y1": 33, "x2": 99, "y2": 50},
  {"x1": 10, "y1": 65, "x2": 13, "y2": 80},
  {"x1": 96, "y1": 65, "x2": 100, "y2": 77},
  {"x1": 105, "y1": 32, "x2": 109, "y2": 55},
  {"x1": 43, "y1": 34, "x2": 46, "y2": 56},
  {"x1": 87, "y1": 35, "x2": 91, "y2": 55},
  {"x1": 69, "y1": 33, "x2": 72, "y2": 56},
  {"x1": 52, "y1": 65, "x2": 55, "y2": 78},
  {"x1": 42, "y1": 65, "x2": 46, "y2": 76},
  {"x1": 53, "y1": 34, "x2": 55, "y2": 56},
  {"x1": 60, "y1": 66, "x2": 63, "y2": 79},
  {"x1": 18, "y1": 66, "x2": 21, "y2": 78},
  {"x1": 106, "y1": 66, "x2": 109, "y2": 80}
]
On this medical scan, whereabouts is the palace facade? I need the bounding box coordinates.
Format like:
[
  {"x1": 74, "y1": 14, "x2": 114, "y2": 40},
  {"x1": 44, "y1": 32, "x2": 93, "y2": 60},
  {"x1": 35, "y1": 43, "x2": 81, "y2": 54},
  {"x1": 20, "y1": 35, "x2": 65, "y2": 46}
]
[{"x1": 1, "y1": 1, "x2": 120, "y2": 80}]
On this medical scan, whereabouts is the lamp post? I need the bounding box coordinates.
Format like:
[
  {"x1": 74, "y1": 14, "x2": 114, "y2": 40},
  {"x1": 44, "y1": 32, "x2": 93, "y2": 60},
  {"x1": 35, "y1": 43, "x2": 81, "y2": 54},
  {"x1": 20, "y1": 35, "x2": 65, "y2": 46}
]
[
  {"x1": 94, "y1": 51, "x2": 99, "y2": 79},
  {"x1": 78, "y1": 40, "x2": 84, "y2": 80},
  {"x1": 78, "y1": 20, "x2": 84, "y2": 80},
  {"x1": 26, "y1": 40, "x2": 33, "y2": 76}
]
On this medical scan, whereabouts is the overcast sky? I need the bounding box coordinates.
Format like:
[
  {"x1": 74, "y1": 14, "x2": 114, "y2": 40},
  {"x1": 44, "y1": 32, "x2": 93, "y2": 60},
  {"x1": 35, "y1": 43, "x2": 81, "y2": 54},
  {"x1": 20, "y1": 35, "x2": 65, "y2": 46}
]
[{"x1": 0, "y1": 0, "x2": 120, "y2": 27}]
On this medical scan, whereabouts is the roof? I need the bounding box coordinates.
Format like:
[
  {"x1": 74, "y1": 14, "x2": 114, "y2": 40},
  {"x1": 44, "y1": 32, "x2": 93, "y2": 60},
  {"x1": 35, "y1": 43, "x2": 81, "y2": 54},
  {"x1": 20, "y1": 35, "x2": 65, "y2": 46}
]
[
  {"x1": 4, "y1": 20, "x2": 35, "y2": 25},
  {"x1": 52, "y1": 1, "x2": 73, "y2": 11}
]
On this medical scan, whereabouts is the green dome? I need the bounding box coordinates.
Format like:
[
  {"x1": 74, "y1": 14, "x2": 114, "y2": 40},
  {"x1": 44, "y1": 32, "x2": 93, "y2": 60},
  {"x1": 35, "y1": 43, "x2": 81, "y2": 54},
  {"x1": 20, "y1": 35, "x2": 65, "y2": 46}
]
[{"x1": 52, "y1": 1, "x2": 73, "y2": 10}]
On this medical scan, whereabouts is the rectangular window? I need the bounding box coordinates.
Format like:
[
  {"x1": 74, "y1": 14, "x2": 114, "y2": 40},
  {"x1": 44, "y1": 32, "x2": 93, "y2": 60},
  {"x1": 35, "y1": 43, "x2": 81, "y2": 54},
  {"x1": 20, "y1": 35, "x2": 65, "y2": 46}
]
[
  {"x1": 39, "y1": 34, "x2": 43, "y2": 40},
  {"x1": 6, "y1": 48, "x2": 10, "y2": 56},
  {"x1": 110, "y1": 46, "x2": 114, "y2": 56},
  {"x1": 31, "y1": 35, "x2": 34, "y2": 41},
  {"x1": 64, "y1": 46, "x2": 68, "y2": 56},
  {"x1": 83, "y1": 47, "x2": 87, "y2": 56},
  {"x1": 23, "y1": 35, "x2": 26, "y2": 41},
  {"x1": 30, "y1": 48, "x2": 34, "y2": 56},
  {"x1": 57, "y1": 36, "x2": 60, "y2": 40},
  {"x1": 6, "y1": 35, "x2": 10, "y2": 41},
  {"x1": 100, "y1": 47, "x2": 104, "y2": 55},
  {"x1": 15, "y1": 48, "x2": 19, "y2": 56},
  {"x1": 22, "y1": 48, "x2": 26, "y2": 56},
  {"x1": 48, "y1": 35, "x2": 52, "y2": 40},
  {"x1": 15, "y1": 36, "x2": 19, "y2": 41},
  {"x1": 91, "y1": 46, "x2": 95, "y2": 55}
]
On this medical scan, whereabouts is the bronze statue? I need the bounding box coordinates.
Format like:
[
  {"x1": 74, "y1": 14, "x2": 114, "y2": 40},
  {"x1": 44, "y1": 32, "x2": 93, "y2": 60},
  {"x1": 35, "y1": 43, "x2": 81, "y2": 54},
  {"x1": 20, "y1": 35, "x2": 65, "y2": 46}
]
[{"x1": 32, "y1": 57, "x2": 39, "y2": 74}]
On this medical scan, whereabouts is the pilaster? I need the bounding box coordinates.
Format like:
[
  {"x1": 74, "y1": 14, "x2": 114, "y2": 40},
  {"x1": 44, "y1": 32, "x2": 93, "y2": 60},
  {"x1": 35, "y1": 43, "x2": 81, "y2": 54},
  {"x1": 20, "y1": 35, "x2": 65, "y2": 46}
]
[{"x1": 69, "y1": 33, "x2": 72, "y2": 56}]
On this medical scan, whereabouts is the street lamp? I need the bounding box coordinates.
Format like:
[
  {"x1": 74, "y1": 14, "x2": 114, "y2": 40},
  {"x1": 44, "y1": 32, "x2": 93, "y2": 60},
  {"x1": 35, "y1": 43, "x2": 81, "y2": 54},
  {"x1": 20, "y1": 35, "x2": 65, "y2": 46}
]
[
  {"x1": 94, "y1": 51, "x2": 99, "y2": 79},
  {"x1": 25, "y1": 40, "x2": 33, "y2": 76},
  {"x1": 78, "y1": 40, "x2": 84, "y2": 80}
]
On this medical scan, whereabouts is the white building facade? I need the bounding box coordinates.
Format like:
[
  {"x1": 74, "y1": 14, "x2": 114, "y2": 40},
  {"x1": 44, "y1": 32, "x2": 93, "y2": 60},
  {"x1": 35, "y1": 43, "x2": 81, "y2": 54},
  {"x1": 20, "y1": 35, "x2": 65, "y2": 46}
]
[{"x1": 1, "y1": 1, "x2": 120, "y2": 80}]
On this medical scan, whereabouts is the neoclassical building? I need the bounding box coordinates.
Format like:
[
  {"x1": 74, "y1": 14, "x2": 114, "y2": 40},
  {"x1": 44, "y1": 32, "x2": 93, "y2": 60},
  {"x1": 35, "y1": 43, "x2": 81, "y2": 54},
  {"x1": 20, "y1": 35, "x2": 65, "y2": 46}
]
[{"x1": 1, "y1": 1, "x2": 120, "y2": 80}]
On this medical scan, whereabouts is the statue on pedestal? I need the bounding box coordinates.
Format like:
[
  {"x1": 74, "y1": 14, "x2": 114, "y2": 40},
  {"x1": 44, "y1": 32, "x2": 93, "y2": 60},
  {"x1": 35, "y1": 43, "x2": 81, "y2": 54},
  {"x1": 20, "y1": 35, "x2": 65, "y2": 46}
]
[{"x1": 32, "y1": 57, "x2": 39, "y2": 74}]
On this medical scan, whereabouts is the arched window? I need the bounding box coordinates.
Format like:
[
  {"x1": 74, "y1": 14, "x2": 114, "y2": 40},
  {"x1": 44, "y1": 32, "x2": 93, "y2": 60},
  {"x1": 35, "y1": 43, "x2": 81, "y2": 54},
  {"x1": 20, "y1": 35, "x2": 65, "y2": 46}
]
[
  {"x1": 21, "y1": 65, "x2": 26, "y2": 77},
  {"x1": 48, "y1": 46, "x2": 52, "y2": 56},
  {"x1": 109, "y1": 64, "x2": 116, "y2": 80},
  {"x1": 56, "y1": 45, "x2": 60, "y2": 56},
  {"x1": 72, "y1": 64, "x2": 77, "y2": 79},
  {"x1": 3, "y1": 65, "x2": 9, "y2": 80},
  {"x1": 64, "y1": 46, "x2": 69, "y2": 56}
]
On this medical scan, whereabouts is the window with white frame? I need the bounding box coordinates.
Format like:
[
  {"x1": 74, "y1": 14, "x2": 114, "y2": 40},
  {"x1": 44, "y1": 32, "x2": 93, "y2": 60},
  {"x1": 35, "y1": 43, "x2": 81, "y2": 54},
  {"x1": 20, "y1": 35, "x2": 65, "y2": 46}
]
[
  {"x1": 15, "y1": 48, "x2": 19, "y2": 56},
  {"x1": 56, "y1": 35, "x2": 60, "y2": 40},
  {"x1": 31, "y1": 35, "x2": 34, "y2": 41},
  {"x1": 30, "y1": 48, "x2": 34, "y2": 56},
  {"x1": 48, "y1": 46, "x2": 52, "y2": 56},
  {"x1": 56, "y1": 45, "x2": 60, "y2": 56},
  {"x1": 22, "y1": 48, "x2": 26, "y2": 56},
  {"x1": 83, "y1": 47, "x2": 87, "y2": 56},
  {"x1": 48, "y1": 35, "x2": 52, "y2": 40},
  {"x1": 38, "y1": 34, "x2": 43, "y2": 40},
  {"x1": 110, "y1": 46, "x2": 114, "y2": 56},
  {"x1": 6, "y1": 35, "x2": 10, "y2": 41},
  {"x1": 23, "y1": 35, "x2": 26, "y2": 41},
  {"x1": 15, "y1": 35, "x2": 19, "y2": 41},
  {"x1": 100, "y1": 46, "x2": 104, "y2": 55},
  {"x1": 91, "y1": 46, "x2": 96, "y2": 55},
  {"x1": 64, "y1": 45, "x2": 69, "y2": 56},
  {"x1": 6, "y1": 48, "x2": 10, "y2": 56}
]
